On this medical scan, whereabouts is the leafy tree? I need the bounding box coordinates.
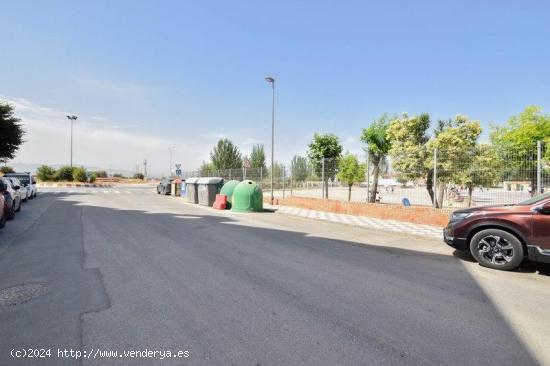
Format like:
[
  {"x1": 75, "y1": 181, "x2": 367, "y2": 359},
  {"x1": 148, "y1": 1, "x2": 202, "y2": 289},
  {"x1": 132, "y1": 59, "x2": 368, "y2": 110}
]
[
  {"x1": 458, "y1": 144, "x2": 500, "y2": 207},
  {"x1": 36, "y1": 165, "x2": 56, "y2": 181},
  {"x1": 268, "y1": 162, "x2": 285, "y2": 181},
  {"x1": 133, "y1": 173, "x2": 145, "y2": 180},
  {"x1": 0, "y1": 102, "x2": 25, "y2": 163},
  {"x1": 93, "y1": 170, "x2": 108, "y2": 178},
  {"x1": 210, "y1": 138, "x2": 242, "y2": 170},
  {"x1": 199, "y1": 161, "x2": 215, "y2": 176},
  {"x1": 387, "y1": 113, "x2": 434, "y2": 204},
  {"x1": 291, "y1": 155, "x2": 308, "y2": 182},
  {"x1": 55, "y1": 166, "x2": 74, "y2": 181},
  {"x1": 250, "y1": 144, "x2": 267, "y2": 170},
  {"x1": 0, "y1": 166, "x2": 15, "y2": 175},
  {"x1": 307, "y1": 133, "x2": 343, "y2": 198},
  {"x1": 72, "y1": 167, "x2": 88, "y2": 182},
  {"x1": 89, "y1": 173, "x2": 97, "y2": 183},
  {"x1": 360, "y1": 114, "x2": 393, "y2": 202},
  {"x1": 491, "y1": 106, "x2": 550, "y2": 195},
  {"x1": 427, "y1": 115, "x2": 482, "y2": 207},
  {"x1": 337, "y1": 154, "x2": 366, "y2": 201}
]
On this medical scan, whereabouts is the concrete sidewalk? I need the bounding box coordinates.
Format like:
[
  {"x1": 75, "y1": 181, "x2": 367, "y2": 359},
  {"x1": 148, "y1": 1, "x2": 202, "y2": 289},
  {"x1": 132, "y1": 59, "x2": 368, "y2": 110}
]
[{"x1": 266, "y1": 204, "x2": 443, "y2": 239}]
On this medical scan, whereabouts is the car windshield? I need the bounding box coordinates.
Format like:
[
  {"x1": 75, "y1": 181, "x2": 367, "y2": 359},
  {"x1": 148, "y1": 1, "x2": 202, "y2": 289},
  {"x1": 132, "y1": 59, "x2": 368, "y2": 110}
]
[
  {"x1": 6, "y1": 174, "x2": 29, "y2": 185},
  {"x1": 517, "y1": 192, "x2": 550, "y2": 205}
]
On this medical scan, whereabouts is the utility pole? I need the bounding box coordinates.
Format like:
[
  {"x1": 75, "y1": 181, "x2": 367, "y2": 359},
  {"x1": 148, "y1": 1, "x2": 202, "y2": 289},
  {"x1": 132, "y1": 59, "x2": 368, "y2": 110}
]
[
  {"x1": 143, "y1": 159, "x2": 148, "y2": 179},
  {"x1": 537, "y1": 140, "x2": 542, "y2": 195},
  {"x1": 265, "y1": 76, "x2": 275, "y2": 204},
  {"x1": 168, "y1": 146, "x2": 175, "y2": 177},
  {"x1": 66, "y1": 115, "x2": 78, "y2": 168}
]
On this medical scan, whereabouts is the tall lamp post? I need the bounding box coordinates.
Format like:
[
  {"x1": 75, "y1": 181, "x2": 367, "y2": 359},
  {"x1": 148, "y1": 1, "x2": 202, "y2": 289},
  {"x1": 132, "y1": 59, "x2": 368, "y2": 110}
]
[
  {"x1": 66, "y1": 115, "x2": 78, "y2": 168},
  {"x1": 168, "y1": 146, "x2": 175, "y2": 177},
  {"x1": 265, "y1": 76, "x2": 275, "y2": 204}
]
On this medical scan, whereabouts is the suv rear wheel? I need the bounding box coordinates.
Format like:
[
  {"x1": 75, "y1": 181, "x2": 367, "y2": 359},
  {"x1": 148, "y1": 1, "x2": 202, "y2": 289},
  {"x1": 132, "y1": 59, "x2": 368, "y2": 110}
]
[{"x1": 470, "y1": 229, "x2": 523, "y2": 271}]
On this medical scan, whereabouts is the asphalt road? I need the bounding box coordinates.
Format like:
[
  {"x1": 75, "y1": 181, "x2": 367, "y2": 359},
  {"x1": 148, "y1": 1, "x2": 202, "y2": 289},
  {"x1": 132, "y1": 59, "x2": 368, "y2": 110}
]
[{"x1": 1, "y1": 186, "x2": 549, "y2": 365}]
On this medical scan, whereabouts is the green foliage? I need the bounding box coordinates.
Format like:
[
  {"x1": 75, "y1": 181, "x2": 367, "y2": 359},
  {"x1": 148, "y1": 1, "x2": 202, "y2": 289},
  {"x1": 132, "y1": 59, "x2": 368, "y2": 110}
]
[
  {"x1": 210, "y1": 138, "x2": 242, "y2": 170},
  {"x1": 337, "y1": 154, "x2": 365, "y2": 186},
  {"x1": 0, "y1": 102, "x2": 25, "y2": 163},
  {"x1": 291, "y1": 155, "x2": 308, "y2": 181},
  {"x1": 55, "y1": 166, "x2": 74, "y2": 181},
  {"x1": 199, "y1": 161, "x2": 215, "y2": 176},
  {"x1": 387, "y1": 113, "x2": 432, "y2": 181},
  {"x1": 0, "y1": 166, "x2": 15, "y2": 174},
  {"x1": 133, "y1": 173, "x2": 145, "y2": 180},
  {"x1": 89, "y1": 173, "x2": 97, "y2": 183},
  {"x1": 94, "y1": 170, "x2": 108, "y2": 178},
  {"x1": 268, "y1": 162, "x2": 285, "y2": 180},
  {"x1": 250, "y1": 144, "x2": 267, "y2": 170},
  {"x1": 361, "y1": 114, "x2": 393, "y2": 202},
  {"x1": 36, "y1": 165, "x2": 56, "y2": 181},
  {"x1": 72, "y1": 167, "x2": 88, "y2": 182},
  {"x1": 307, "y1": 133, "x2": 343, "y2": 179},
  {"x1": 113, "y1": 173, "x2": 125, "y2": 178}
]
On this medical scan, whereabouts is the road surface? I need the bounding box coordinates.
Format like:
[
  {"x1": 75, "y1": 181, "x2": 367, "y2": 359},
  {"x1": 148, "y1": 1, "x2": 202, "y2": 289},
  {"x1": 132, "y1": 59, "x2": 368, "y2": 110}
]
[{"x1": 1, "y1": 186, "x2": 549, "y2": 365}]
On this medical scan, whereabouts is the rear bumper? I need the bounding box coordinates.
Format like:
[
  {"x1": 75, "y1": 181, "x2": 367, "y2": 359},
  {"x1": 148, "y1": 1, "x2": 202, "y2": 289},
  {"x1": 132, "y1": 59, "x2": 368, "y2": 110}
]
[
  {"x1": 443, "y1": 226, "x2": 468, "y2": 251},
  {"x1": 527, "y1": 245, "x2": 550, "y2": 264}
]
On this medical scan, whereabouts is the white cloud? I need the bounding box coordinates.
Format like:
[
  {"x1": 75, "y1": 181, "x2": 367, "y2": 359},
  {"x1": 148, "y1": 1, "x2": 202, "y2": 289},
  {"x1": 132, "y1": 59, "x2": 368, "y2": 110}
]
[{"x1": 3, "y1": 97, "x2": 207, "y2": 176}]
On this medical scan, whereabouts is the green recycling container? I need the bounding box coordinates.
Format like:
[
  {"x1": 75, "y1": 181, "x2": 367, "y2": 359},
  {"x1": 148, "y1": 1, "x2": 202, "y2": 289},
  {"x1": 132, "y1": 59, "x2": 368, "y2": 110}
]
[
  {"x1": 220, "y1": 180, "x2": 240, "y2": 209},
  {"x1": 231, "y1": 180, "x2": 263, "y2": 212}
]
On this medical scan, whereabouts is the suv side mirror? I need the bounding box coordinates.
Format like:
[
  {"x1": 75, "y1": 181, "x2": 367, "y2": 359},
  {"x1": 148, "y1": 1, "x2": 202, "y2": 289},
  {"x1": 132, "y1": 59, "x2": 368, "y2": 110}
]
[{"x1": 535, "y1": 202, "x2": 550, "y2": 215}]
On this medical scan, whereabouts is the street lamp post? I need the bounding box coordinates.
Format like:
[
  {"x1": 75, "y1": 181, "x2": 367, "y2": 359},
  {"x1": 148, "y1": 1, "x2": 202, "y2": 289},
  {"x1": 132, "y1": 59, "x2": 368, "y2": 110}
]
[
  {"x1": 66, "y1": 115, "x2": 78, "y2": 168},
  {"x1": 265, "y1": 76, "x2": 275, "y2": 204},
  {"x1": 169, "y1": 146, "x2": 175, "y2": 177}
]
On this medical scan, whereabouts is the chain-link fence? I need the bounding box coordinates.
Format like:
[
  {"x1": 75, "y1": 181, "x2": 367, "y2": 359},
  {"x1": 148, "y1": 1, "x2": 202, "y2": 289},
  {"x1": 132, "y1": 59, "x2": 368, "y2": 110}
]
[{"x1": 177, "y1": 141, "x2": 549, "y2": 209}]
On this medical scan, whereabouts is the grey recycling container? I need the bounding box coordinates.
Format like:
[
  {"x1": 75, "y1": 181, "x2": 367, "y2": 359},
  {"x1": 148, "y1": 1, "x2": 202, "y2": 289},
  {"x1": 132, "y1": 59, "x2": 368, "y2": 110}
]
[
  {"x1": 186, "y1": 177, "x2": 200, "y2": 204},
  {"x1": 197, "y1": 177, "x2": 224, "y2": 206}
]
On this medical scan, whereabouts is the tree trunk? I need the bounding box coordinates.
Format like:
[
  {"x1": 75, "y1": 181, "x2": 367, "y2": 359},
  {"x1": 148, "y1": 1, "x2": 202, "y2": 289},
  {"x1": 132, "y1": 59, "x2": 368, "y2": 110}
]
[
  {"x1": 426, "y1": 170, "x2": 435, "y2": 206},
  {"x1": 325, "y1": 178, "x2": 329, "y2": 199},
  {"x1": 437, "y1": 182, "x2": 445, "y2": 208},
  {"x1": 348, "y1": 185, "x2": 352, "y2": 201},
  {"x1": 369, "y1": 155, "x2": 381, "y2": 203},
  {"x1": 468, "y1": 185, "x2": 473, "y2": 207}
]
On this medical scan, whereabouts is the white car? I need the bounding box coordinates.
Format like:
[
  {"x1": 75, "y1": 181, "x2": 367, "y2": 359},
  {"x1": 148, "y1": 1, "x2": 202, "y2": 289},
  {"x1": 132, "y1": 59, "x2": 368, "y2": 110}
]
[{"x1": 5, "y1": 172, "x2": 37, "y2": 199}]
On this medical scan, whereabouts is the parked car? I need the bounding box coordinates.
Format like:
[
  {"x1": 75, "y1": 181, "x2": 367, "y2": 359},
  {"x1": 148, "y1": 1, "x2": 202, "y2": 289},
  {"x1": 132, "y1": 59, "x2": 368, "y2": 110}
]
[
  {"x1": 0, "y1": 182, "x2": 5, "y2": 229},
  {"x1": 157, "y1": 178, "x2": 173, "y2": 195},
  {"x1": 7, "y1": 177, "x2": 28, "y2": 202},
  {"x1": 444, "y1": 192, "x2": 550, "y2": 271},
  {"x1": 0, "y1": 177, "x2": 22, "y2": 220},
  {"x1": 4, "y1": 172, "x2": 37, "y2": 199}
]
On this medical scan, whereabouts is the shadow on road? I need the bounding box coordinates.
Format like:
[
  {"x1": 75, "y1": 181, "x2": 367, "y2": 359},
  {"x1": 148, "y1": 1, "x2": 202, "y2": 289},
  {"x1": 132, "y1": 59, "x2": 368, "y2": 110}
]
[{"x1": 0, "y1": 193, "x2": 543, "y2": 366}]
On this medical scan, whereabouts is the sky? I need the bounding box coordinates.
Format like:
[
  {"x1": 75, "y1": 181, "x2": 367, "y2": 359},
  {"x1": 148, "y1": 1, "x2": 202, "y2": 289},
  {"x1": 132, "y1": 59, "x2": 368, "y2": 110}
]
[{"x1": 1, "y1": 0, "x2": 549, "y2": 176}]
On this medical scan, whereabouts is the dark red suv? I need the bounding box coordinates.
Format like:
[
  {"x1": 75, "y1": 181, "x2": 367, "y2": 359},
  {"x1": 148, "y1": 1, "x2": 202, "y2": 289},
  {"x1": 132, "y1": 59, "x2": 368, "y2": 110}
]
[{"x1": 444, "y1": 192, "x2": 550, "y2": 271}]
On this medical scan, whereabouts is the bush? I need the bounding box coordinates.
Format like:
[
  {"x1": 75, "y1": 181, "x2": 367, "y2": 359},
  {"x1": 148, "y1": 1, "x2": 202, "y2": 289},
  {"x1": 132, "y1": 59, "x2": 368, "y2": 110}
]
[
  {"x1": 55, "y1": 166, "x2": 74, "y2": 181},
  {"x1": 0, "y1": 166, "x2": 15, "y2": 175},
  {"x1": 133, "y1": 173, "x2": 145, "y2": 180},
  {"x1": 89, "y1": 173, "x2": 97, "y2": 183},
  {"x1": 94, "y1": 170, "x2": 108, "y2": 178},
  {"x1": 36, "y1": 165, "x2": 57, "y2": 181},
  {"x1": 72, "y1": 167, "x2": 87, "y2": 182},
  {"x1": 113, "y1": 173, "x2": 125, "y2": 178}
]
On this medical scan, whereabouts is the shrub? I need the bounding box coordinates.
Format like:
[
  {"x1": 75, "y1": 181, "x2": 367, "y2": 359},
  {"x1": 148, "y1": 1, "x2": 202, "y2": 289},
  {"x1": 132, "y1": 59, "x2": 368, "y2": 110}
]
[
  {"x1": 133, "y1": 173, "x2": 145, "y2": 180},
  {"x1": 36, "y1": 165, "x2": 57, "y2": 181},
  {"x1": 72, "y1": 167, "x2": 87, "y2": 182},
  {"x1": 113, "y1": 173, "x2": 124, "y2": 178},
  {"x1": 0, "y1": 166, "x2": 15, "y2": 175},
  {"x1": 94, "y1": 170, "x2": 108, "y2": 178},
  {"x1": 89, "y1": 173, "x2": 97, "y2": 183},
  {"x1": 55, "y1": 166, "x2": 74, "y2": 181}
]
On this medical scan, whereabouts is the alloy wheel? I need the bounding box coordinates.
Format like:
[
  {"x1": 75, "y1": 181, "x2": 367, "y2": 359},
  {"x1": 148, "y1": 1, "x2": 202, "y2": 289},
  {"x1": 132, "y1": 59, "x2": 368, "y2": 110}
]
[{"x1": 477, "y1": 235, "x2": 514, "y2": 266}]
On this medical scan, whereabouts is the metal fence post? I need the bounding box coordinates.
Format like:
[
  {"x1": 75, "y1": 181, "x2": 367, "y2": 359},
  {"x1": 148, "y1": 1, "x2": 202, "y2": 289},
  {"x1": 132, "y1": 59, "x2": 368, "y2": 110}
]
[
  {"x1": 537, "y1": 140, "x2": 542, "y2": 195},
  {"x1": 321, "y1": 158, "x2": 325, "y2": 199},
  {"x1": 282, "y1": 166, "x2": 286, "y2": 199},
  {"x1": 366, "y1": 151, "x2": 370, "y2": 202},
  {"x1": 433, "y1": 148, "x2": 438, "y2": 208}
]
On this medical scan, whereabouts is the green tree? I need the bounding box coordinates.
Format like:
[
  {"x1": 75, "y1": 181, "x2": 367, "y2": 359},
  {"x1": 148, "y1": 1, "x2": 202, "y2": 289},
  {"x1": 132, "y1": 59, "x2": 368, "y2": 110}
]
[
  {"x1": 55, "y1": 166, "x2": 74, "y2": 181},
  {"x1": 93, "y1": 170, "x2": 108, "y2": 178},
  {"x1": 491, "y1": 106, "x2": 550, "y2": 195},
  {"x1": 360, "y1": 114, "x2": 393, "y2": 202},
  {"x1": 387, "y1": 113, "x2": 434, "y2": 204},
  {"x1": 133, "y1": 173, "x2": 145, "y2": 180},
  {"x1": 427, "y1": 115, "x2": 482, "y2": 207},
  {"x1": 0, "y1": 166, "x2": 15, "y2": 175},
  {"x1": 36, "y1": 165, "x2": 56, "y2": 181},
  {"x1": 72, "y1": 167, "x2": 88, "y2": 182},
  {"x1": 291, "y1": 155, "x2": 308, "y2": 182},
  {"x1": 199, "y1": 161, "x2": 215, "y2": 176},
  {"x1": 250, "y1": 144, "x2": 267, "y2": 170},
  {"x1": 337, "y1": 154, "x2": 366, "y2": 201},
  {"x1": 0, "y1": 102, "x2": 25, "y2": 163},
  {"x1": 307, "y1": 133, "x2": 343, "y2": 199},
  {"x1": 458, "y1": 144, "x2": 500, "y2": 207},
  {"x1": 210, "y1": 138, "x2": 242, "y2": 170}
]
